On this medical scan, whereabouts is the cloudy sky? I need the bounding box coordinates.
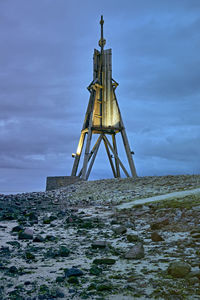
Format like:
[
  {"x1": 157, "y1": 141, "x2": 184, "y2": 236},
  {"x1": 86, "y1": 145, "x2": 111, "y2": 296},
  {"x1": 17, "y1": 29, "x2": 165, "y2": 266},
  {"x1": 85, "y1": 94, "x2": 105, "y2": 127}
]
[{"x1": 0, "y1": 0, "x2": 200, "y2": 193}]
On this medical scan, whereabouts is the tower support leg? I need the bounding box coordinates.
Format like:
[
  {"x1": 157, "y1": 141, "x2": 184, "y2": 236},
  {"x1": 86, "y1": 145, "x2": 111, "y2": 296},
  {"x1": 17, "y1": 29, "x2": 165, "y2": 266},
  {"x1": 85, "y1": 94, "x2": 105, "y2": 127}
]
[
  {"x1": 121, "y1": 128, "x2": 137, "y2": 177},
  {"x1": 112, "y1": 133, "x2": 120, "y2": 177},
  {"x1": 86, "y1": 134, "x2": 103, "y2": 180},
  {"x1": 81, "y1": 91, "x2": 96, "y2": 180},
  {"x1": 78, "y1": 135, "x2": 102, "y2": 177},
  {"x1": 71, "y1": 132, "x2": 86, "y2": 176},
  {"x1": 103, "y1": 135, "x2": 130, "y2": 177},
  {"x1": 103, "y1": 135, "x2": 117, "y2": 178},
  {"x1": 82, "y1": 129, "x2": 92, "y2": 180}
]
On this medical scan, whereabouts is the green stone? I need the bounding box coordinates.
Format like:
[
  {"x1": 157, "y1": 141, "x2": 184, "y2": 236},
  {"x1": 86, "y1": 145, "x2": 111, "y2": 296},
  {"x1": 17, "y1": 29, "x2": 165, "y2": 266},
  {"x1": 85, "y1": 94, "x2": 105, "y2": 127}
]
[
  {"x1": 68, "y1": 276, "x2": 79, "y2": 284},
  {"x1": 93, "y1": 258, "x2": 116, "y2": 265}
]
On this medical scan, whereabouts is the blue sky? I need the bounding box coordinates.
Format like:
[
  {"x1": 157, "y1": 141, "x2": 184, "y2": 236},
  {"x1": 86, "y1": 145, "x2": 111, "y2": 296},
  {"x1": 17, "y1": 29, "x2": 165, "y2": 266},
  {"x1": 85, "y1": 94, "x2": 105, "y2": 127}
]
[{"x1": 0, "y1": 0, "x2": 200, "y2": 192}]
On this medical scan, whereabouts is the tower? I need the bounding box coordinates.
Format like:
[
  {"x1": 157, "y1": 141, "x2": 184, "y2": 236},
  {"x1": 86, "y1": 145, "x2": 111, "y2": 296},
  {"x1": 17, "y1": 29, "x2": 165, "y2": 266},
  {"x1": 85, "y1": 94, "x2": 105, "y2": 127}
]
[{"x1": 71, "y1": 16, "x2": 137, "y2": 180}]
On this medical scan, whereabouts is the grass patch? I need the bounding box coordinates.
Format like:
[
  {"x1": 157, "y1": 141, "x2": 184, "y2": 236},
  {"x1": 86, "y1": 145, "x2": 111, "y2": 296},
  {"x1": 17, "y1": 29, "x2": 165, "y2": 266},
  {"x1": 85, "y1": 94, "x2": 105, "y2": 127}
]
[{"x1": 149, "y1": 194, "x2": 200, "y2": 209}]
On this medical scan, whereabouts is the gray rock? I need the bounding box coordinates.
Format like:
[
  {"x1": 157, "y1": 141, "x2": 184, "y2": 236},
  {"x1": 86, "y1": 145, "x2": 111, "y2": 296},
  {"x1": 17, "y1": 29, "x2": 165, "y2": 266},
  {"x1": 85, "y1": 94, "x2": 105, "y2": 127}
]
[
  {"x1": 58, "y1": 245, "x2": 70, "y2": 257},
  {"x1": 65, "y1": 267, "x2": 84, "y2": 277},
  {"x1": 45, "y1": 234, "x2": 57, "y2": 241},
  {"x1": 125, "y1": 242, "x2": 145, "y2": 259},
  {"x1": 112, "y1": 225, "x2": 127, "y2": 234},
  {"x1": 33, "y1": 234, "x2": 44, "y2": 243},
  {"x1": 18, "y1": 228, "x2": 33, "y2": 240},
  {"x1": 92, "y1": 241, "x2": 107, "y2": 249},
  {"x1": 167, "y1": 261, "x2": 191, "y2": 278}
]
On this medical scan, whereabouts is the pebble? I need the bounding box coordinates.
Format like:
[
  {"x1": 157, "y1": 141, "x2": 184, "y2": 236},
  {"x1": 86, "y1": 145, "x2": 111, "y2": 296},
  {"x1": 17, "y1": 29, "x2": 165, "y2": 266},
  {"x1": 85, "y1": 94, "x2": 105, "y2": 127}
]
[
  {"x1": 151, "y1": 231, "x2": 164, "y2": 242},
  {"x1": 150, "y1": 217, "x2": 169, "y2": 230}
]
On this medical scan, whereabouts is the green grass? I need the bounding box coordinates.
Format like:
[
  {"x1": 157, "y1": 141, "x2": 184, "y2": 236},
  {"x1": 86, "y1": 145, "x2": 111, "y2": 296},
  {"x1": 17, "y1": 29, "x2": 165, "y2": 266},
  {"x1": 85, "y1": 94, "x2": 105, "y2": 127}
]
[{"x1": 149, "y1": 194, "x2": 200, "y2": 210}]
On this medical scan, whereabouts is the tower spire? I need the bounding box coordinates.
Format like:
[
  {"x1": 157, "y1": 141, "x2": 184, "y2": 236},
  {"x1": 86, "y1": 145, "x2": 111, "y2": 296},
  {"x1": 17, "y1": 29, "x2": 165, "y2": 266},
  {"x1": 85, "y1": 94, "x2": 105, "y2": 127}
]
[{"x1": 99, "y1": 15, "x2": 106, "y2": 52}]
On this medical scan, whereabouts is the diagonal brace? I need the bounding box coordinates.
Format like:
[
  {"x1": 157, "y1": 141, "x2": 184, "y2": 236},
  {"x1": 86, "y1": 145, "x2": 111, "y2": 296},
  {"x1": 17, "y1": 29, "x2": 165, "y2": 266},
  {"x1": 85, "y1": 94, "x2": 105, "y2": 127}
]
[
  {"x1": 103, "y1": 135, "x2": 130, "y2": 177},
  {"x1": 86, "y1": 134, "x2": 103, "y2": 180},
  {"x1": 103, "y1": 135, "x2": 117, "y2": 178},
  {"x1": 78, "y1": 135, "x2": 103, "y2": 177}
]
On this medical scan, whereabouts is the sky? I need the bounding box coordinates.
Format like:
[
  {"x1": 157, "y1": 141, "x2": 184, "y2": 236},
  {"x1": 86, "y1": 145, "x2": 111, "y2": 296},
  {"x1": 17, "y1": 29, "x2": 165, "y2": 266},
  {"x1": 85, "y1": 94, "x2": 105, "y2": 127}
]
[{"x1": 0, "y1": 0, "x2": 200, "y2": 193}]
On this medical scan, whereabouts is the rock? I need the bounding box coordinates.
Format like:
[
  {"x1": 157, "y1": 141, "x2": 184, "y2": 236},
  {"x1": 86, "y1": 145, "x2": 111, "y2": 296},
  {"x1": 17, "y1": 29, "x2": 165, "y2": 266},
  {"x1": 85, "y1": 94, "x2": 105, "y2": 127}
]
[
  {"x1": 97, "y1": 283, "x2": 113, "y2": 291},
  {"x1": 12, "y1": 225, "x2": 23, "y2": 232},
  {"x1": 127, "y1": 234, "x2": 141, "y2": 242},
  {"x1": 89, "y1": 266, "x2": 102, "y2": 276},
  {"x1": 188, "y1": 270, "x2": 200, "y2": 279},
  {"x1": 18, "y1": 228, "x2": 33, "y2": 240},
  {"x1": 167, "y1": 261, "x2": 191, "y2": 278},
  {"x1": 112, "y1": 225, "x2": 127, "y2": 234},
  {"x1": 8, "y1": 265, "x2": 18, "y2": 274},
  {"x1": 55, "y1": 288, "x2": 65, "y2": 298},
  {"x1": 38, "y1": 284, "x2": 50, "y2": 298},
  {"x1": 0, "y1": 246, "x2": 10, "y2": 256},
  {"x1": 33, "y1": 234, "x2": 44, "y2": 243},
  {"x1": 45, "y1": 234, "x2": 57, "y2": 242},
  {"x1": 124, "y1": 221, "x2": 135, "y2": 229},
  {"x1": 7, "y1": 241, "x2": 21, "y2": 248},
  {"x1": 58, "y1": 245, "x2": 70, "y2": 257},
  {"x1": 65, "y1": 267, "x2": 84, "y2": 277},
  {"x1": 91, "y1": 241, "x2": 107, "y2": 249},
  {"x1": 125, "y1": 242, "x2": 145, "y2": 259},
  {"x1": 93, "y1": 258, "x2": 116, "y2": 265},
  {"x1": 56, "y1": 276, "x2": 65, "y2": 283},
  {"x1": 27, "y1": 211, "x2": 38, "y2": 224},
  {"x1": 151, "y1": 232, "x2": 164, "y2": 242},
  {"x1": 45, "y1": 245, "x2": 70, "y2": 258},
  {"x1": 68, "y1": 276, "x2": 79, "y2": 284},
  {"x1": 191, "y1": 233, "x2": 200, "y2": 239},
  {"x1": 43, "y1": 215, "x2": 52, "y2": 224},
  {"x1": 190, "y1": 227, "x2": 200, "y2": 235},
  {"x1": 150, "y1": 217, "x2": 169, "y2": 230},
  {"x1": 1, "y1": 211, "x2": 16, "y2": 220},
  {"x1": 25, "y1": 251, "x2": 35, "y2": 260},
  {"x1": 188, "y1": 277, "x2": 199, "y2": 285}
]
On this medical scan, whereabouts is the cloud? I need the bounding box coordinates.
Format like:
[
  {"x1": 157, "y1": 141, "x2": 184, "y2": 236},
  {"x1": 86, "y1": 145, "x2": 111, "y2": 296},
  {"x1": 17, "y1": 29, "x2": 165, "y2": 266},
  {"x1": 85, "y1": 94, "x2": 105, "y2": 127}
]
[{"x1": 0, "y1": 0, "x2": 199, "y2": 192}]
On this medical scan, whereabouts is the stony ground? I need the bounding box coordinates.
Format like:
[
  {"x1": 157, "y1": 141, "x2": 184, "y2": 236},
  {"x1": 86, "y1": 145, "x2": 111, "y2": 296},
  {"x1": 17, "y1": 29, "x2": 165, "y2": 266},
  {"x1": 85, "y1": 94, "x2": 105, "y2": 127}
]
[{"x1": 1, "y1": 175, "x2": 200, "y2": 300}]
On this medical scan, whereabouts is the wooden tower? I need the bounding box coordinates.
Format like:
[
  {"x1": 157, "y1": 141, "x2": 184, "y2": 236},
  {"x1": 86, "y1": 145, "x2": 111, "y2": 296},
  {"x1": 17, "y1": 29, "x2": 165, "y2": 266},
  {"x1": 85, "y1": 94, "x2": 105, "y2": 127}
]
[{"x1": 71, "y1": 16, "x2": 137, "y2": 180}]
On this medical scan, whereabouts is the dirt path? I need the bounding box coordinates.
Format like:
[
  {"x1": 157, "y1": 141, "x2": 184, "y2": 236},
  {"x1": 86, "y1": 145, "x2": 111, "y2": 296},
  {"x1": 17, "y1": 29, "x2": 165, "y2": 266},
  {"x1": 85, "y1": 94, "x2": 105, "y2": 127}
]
[{"x1": 117, "y1": 187, "x2": 200, "y2": 209}]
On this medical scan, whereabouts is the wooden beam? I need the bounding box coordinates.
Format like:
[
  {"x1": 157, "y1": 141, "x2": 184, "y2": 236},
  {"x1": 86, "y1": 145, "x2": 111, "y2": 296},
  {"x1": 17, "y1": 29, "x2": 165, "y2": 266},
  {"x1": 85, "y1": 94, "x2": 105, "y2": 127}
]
[
  {"x1": 103, "y1": 136, "x2": 117, "y2": 178},
  {"x1": 103, "y1": 135, "x2": 130, "y2": 177},
  {"x1": 121, "y1": 128, "x2": 137, "y2": 177},
  {"x1": 113, "y1": 89, "x2": 137, "y2": 178},
  {"x1": 71, "y1": 132, "x2": 86, "y2": 176},
  {"x1": 112, "y1": 133, "x2": 120, "y2": 177},
  {"x1": 78, "y1": 135, "x2": 102, "y2": 177},
  {"x1": 86, "y1": 134, "x2": 103, "y2": 180},
  {"x1": 81, "y1": 91, "x2": 96, "y2": 179}
]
